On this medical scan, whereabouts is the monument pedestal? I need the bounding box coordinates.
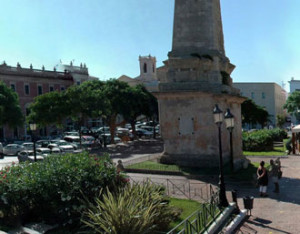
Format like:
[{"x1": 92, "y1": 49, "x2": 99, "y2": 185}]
[
  {"x1": 155, "y1": 0, "x2": 247, "y2": 168},
  {"x1": 156, "y1": 90, "x2": 244, "y2": 168}
]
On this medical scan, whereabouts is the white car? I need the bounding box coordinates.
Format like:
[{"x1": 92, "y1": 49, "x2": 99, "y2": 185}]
[
  {"x1": 3, "y1": 144, "x2": 24, "y2": 156},
  {"x1": 49, "y1": 140, "x2": 74, "y2": 153},
  {"x1": 18, "y1": 150, "x2": 44, "y2": 162},
  {"x1": 22, "y1": 142, "x2": 34, "y2": 150},
  {"x1": 36, "y1": 148, "x2": 51, "y2": 157},
  {"x1": 51, "y1": 147, "x2": 61, "y2": 154},
  {"x1": 0, "y1": 142, "x2": 3, "y2": 158}
]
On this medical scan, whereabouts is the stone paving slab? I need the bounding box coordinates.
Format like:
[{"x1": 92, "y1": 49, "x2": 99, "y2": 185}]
[
  {"x1": 127, "y1": 155, "x2": 300, "y2": 234},
  {"x1": 2, "y1": 140, "x2": 300, "y2": 233}
]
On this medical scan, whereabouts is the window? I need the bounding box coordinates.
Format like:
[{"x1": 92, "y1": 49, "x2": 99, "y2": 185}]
[
  {"x1": 77, "y1": 81, "x2": 81, "y2": 86},
  {"x1": 49, "y1": 86, "x2": 54, "y2": 92},
  {"x1": 10, "y1": 84, "x2": 15, "y2": 91},
  {"x1": 251, "y1": 92, "x2": 254, "y2": 99},
  {"x1": 61, "y1": 86, "x2": 65, "y2": 91},
  {"x1": 262, "y1": 92, "x2": 265, "y2": 99},
  {"x1": 38, "y1": 85, "x2": 43, "y2": 95},
  {"x1": 143, "y1": 63, "x2": 147, "y2": 73},
  {"x1": 24, "y1": 84, "x2": 29, "y2": 95}
]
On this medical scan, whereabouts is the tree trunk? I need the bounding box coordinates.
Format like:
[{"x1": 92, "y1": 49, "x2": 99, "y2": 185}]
[
  {"x1": 109, "y1": 115, "x2": 117, "y2": 144},
  {"x1": 130, "y1": 120, "x2": 137, "y2": 139}
]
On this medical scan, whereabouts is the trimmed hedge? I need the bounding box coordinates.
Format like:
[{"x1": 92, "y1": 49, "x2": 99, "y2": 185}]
[
  {"x1": 243, "y1": 128, "x2": 287, "y2": 151},
  {"x1": 0, "y1": 152, "x2": 119, "y2": 227}
]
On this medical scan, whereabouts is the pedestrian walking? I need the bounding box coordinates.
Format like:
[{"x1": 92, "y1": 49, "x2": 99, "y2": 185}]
[
  {"x1": 275, "y1": 157, "x2": 281, "y2": 170},
  {"x1": 269, "y1": 159, "x2": 280, "y2": 193},
  {"x1": 257, "y1": 161, "x2": 269, "y2": 197},
  {"x1": 116, "y1": 160, "x2": 125, "y2": 174},
  {"x1": 285, "y1": 138, "x2": 292, "y2": 155}
]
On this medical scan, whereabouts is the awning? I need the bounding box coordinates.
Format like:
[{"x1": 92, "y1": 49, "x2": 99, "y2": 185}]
[{"x1": 292, "y1": 125, "x2": 300, "y2": 133}]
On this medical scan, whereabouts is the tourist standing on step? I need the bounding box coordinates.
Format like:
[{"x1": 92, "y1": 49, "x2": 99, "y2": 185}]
[
  {"x1": 269, "y1": 159, "x2": 280, "y2": 193},
  {"x1": 257, "y1": 161, "x2": 269, "y2": 197}
]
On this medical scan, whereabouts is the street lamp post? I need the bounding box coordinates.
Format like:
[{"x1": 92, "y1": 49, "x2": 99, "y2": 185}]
[
  {"x1": 213, "y1": 104, "x2": 229, "y2": 207},
  {"x1": 102, "y1": 116, "x2": 107, "y2": 148},
  {"x1": 224, "y1": 109, "x2": 235, "y2": 173},
  {"x1": 29, "y1": 123, "x2": 37, "y2": 162}
]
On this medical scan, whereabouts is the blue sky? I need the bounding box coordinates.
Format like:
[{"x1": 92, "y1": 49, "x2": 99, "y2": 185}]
[{"x1": 1, "y1": 0, "x2": 299, "y2": 91}]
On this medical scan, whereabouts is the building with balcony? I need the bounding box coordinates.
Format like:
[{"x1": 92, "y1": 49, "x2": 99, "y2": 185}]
[{"x1": 0, "y1": 61, "x2": 95, "y2": 140}]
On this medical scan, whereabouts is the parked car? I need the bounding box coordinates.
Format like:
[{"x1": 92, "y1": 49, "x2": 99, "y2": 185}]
[
  {"x1": 36, "y1": 148, "x2": 51, "y2": 157},
  {"x1": 90, "y1": 127, "x2": 100, "y2": 133},
  {"x1": 0, "y1": 142, "x2": 3, "y2": 158},
  {"x1": 100, "y1": 133, "x2": 121, "y2": 145},
  {"x1": 36, "y1": 140, "x2": 51, "y2": 148},
  {"x1": 82, "y1": 135, "x2": 95, "y2": 147},
  {"x1": 3, "y1": 144, "x2": 25, "y2": 156},
  {"x1": 96, "y1": 127, "x2": 110, "y2": 134},
  {"x1": 116, "y1": 128, "x2": 134, "y2": 140},
  {"x1": 63, "y1": 131, "x2": 79, "y2": 137},
  {"x1": 21, "y1": 142, "x2": 34, "y2": 150},
  {"x1": 64, "y1": 135, "x2": 80, "y2": 144},
  {"x1": 18, "y1": 150, "x2": 44, "y2": 162},
  {"x1": 50, "y1": 147, "x2": 61, "y2": 154},
  {"x1": 49, "y1": 140, "x2": 75, "y2": 153},
  {"x1": 133, "y1": 128, "x2": 153, "y2": 139}
]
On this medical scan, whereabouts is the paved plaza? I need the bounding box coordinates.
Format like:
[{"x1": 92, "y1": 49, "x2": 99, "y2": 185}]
[
  {"x1": 2, "y1": 140, "x2": 300, "y2": 233},
  {"x1": 108, "y1": 140, "x2": 300, "y2": 234}
]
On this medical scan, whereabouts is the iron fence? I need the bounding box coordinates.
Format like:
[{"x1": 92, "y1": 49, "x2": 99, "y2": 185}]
[
  {"x1": 128, "y1": 176, "x2": 218, "y2": 202},
  {"x1": 167, "y1": 185, "x2": 221, "y2": 234},
  {"x1": 129, "y1": 176, "x2": 222, "y2": 234}
]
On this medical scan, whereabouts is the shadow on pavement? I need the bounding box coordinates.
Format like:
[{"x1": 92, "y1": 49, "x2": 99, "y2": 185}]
[{"x1": 91, "y1": 139, "x2": 164, "y2": 159}]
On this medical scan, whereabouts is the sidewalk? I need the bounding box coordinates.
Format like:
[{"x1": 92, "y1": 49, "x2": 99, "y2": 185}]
[
  {"x1": 0, "y1": 156, "x2": 18, "y2": 170},
  {"x1": 1, "y1": 140, "x2": 300, "y2": 233},
  {"x1": 128, "y1": 155, "x2": 300, "y2": 234},
  {"x1": 91, "y1": 138, "x2": 163, "y2": 166},
  {"x1": 234, "y1": 155, "x2": 300, "y2": 234},
  {"x1": 110, "y1": 145, "x2": 300, "y2": 234}
]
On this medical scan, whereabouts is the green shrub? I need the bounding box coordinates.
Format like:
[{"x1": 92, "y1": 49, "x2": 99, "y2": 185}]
[
  {"x1": 243, "y1": 128, "x2": 288, "y2": 151},
  {"x1": 83, "y1": 182, "x2": 180, "y2": 233},
  {"x1": 243, "y1": 130, "x2": 273, "y2": 151},
  {"x1": 268, "y1": 128, "x2": 288, "y2": 141},
  {"x1": 0, "y1": 152, "x2": 119, "y2": 227}
]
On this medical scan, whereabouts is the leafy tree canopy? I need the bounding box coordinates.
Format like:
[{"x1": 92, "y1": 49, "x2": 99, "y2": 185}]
[
  {"x1": 241, "y1": 98, "x2": 269, "y2": 128},
  {"x1": 28, "y1": 91, "x2": 68, "y2": 127},
  {"x1": 0, "y1": 81, "x2": 23, "y2": 128},
  {"x1": 65, "y1": 80, "x2": 107, "y2": 122},
  {"x1": 283, "y1": 91, "x2": 300, "y2": 120}
]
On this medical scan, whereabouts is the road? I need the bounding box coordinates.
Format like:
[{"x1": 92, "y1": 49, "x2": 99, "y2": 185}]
[{"x1": 0, "y1": 156, "x2": 18, "y2": 170}]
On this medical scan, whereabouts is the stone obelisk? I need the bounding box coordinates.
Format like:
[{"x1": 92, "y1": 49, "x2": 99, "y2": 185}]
[{"x1": 155, "y1": 0, "x2": 245, "y2": 168}]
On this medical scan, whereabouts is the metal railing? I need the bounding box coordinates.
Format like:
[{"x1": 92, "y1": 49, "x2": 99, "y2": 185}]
[
  {"x1": 128, "y1": 176, "x2": 217, "y2": 202},
  {"x1": 128, "y1": 176, "x2": 222, "y2": 234},
  {"x1": 167, "y1": 185, "x2": 221, "y2": 234}
]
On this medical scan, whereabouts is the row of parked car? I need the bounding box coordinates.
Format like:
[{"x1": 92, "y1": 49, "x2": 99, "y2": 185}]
[{"x1": 0, "y1": 138, "x2": 83, "y2": 162}]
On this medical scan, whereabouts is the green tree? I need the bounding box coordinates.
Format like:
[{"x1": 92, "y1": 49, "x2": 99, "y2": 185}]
[
  {"x1": 284, "y1": 91, "x2": 300, "y2": 121},
  {"x1": 101, "y1": 79, "x2": 132, "y2": 143},
  {"x1": 241, "y1": 98, "x2": 269, "y2": 128},
  {"x1": 122, "y1": 84, "x2": 158, "y2": 138},
  {"x1": 64, "y1": 80, "x2": 107, "y2": 145},
  {"x1": 276, "y1": 114, "x2": 285, "y2": 128},
  {"x1": 28, "y1": 91, "x2": 68, "y2": 127},
  {"x1": 0, "y1": 81, "x2": 23, "y2": 128}
]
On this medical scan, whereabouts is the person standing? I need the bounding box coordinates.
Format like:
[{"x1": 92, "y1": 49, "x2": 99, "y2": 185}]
[
  {"x1": 257, "y1": 161, "x2": 269, "y2": 197},
  {"x1": 269, "y1": 159, "x2": 280, "y2": 193}
]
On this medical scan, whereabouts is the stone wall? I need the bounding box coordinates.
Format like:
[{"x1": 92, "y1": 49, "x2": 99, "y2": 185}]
[{"x1": 156, "y1": 91, "x2": 244, "y2": 168}]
